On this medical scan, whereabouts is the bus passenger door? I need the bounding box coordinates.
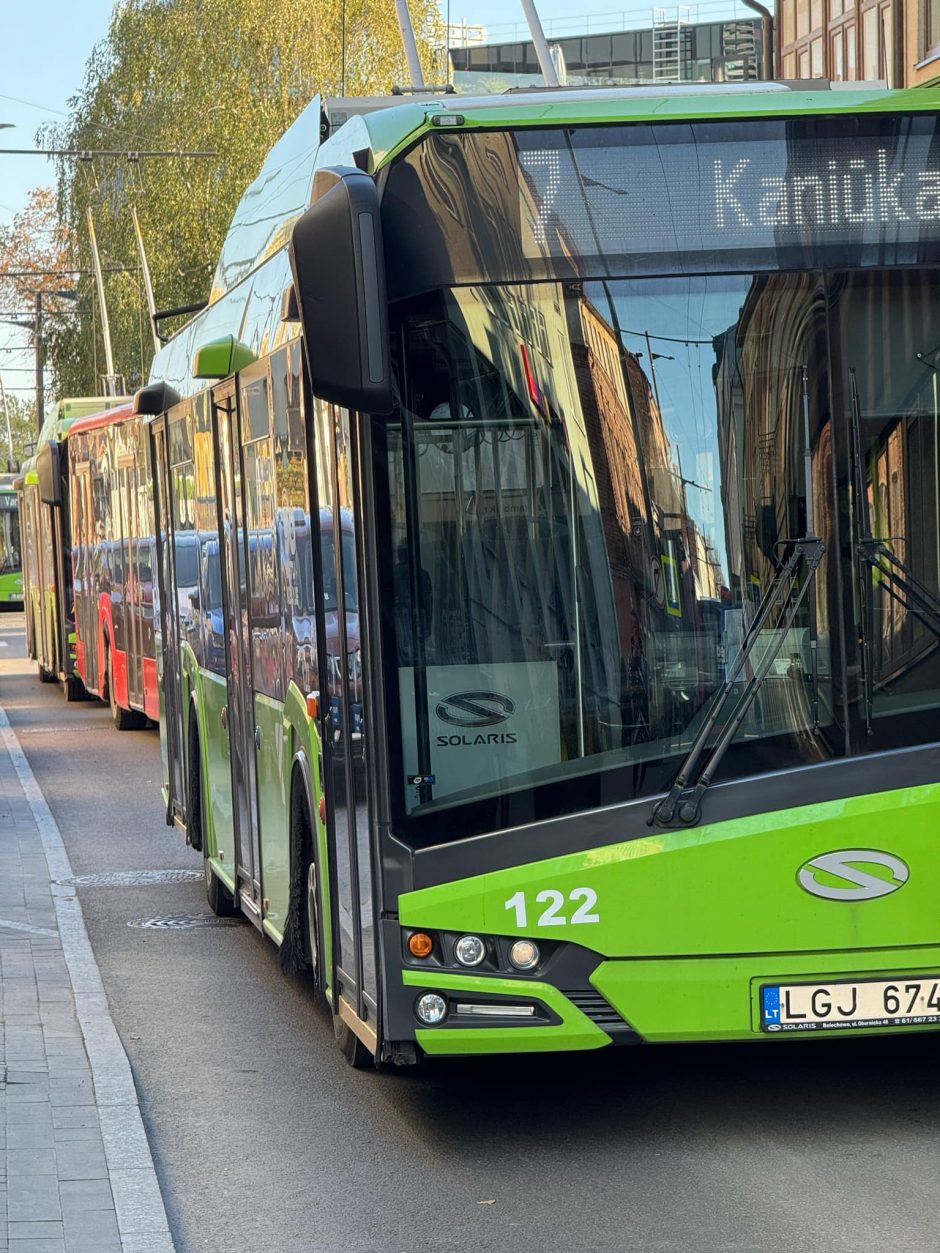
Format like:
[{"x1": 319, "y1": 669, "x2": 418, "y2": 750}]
[
  {"x1": 72, "y1": 466, "x2": 96, "y2": 690},
  {"x1": 213, "y1": 382, "x2": 263, "y2": 921},
  {"x1": 151, "y1": 418, "x2": 186, "y2": 824},
  {"x1": 317, "y1": 402, "x2": 378, "y2": 1044}
]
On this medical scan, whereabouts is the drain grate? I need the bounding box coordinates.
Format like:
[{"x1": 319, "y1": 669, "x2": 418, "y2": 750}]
[
  {"x1": 59, "y1": 869, "x2": 202, "y2": 888},
  {"x1": 127, "y1": 914, "x2": 237, "y2": 930}
]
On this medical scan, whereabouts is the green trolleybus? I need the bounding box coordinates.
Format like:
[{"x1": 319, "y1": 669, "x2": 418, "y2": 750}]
[
  {"x1": 147, "y1": 81, "x2": 940, "y2": 1067},
  {"x1": 0, "y1": 475, "x2": 23, "y2": 606},
  {"x1": 19, "y1": 396, "x2": 131, "y2": 697}
]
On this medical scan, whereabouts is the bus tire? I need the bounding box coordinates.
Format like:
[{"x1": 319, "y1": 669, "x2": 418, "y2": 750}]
[
  {"x1": 105, "y1": 640, "x2": 145, "y2": 731},
  {"x1": 333, "y1": 1012, "x2": 374, "y2": 1070},
  {"x1": 62, "y1": 673, "x2": 85, "y2": 703},
  {"x1": 279, "y1": 775, "x2": 316, "y2": 979},
  {"x1": 188, "y1": 722, "x2": 236, "y2": 918},
  {"x1": 38, "y1": 664, "x2": 56, "y2": 684}
]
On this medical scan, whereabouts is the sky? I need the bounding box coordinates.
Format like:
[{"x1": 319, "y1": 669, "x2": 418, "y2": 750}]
[{"x1": 0, "y1": 0, "x2": 768, "y2": 405}]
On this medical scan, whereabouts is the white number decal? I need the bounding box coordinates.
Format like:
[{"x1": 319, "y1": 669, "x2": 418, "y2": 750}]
[
  {"x1": 504, "y1": 890, "x2": 527, "y2": 928},
  {"x1": 503, "y1": 887, "x2": 601, "y2": 928},
  {"x1": 569, "y1": 887, "x2": 600, "y2": 924},
  {"x1": 535, "y1": 889, "x2": 566, "y2": 926}
]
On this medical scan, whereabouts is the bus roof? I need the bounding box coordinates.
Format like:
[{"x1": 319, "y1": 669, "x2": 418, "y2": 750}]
[
  {"x1": 66, "y1": 401, "x2": 136, "y2": 439},
  {"x1": 36, "y1": 395, "x2": 132, "y2": 447}
]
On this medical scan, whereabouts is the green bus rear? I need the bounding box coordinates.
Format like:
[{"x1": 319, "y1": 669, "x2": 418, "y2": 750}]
[
  {"x1": 151, "y1": 81, "x2": 940, "y2": 1066},
  {"x1": 0, "y1": 478, "x2": 23, "y2": 605}
]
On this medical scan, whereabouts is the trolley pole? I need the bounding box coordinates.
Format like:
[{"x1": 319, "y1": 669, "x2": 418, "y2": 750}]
[
  {"x1": 87, "y1": 208, "x2": 118, "y2": 396},
  {"x1": 394, "y1": 0, "x2": 427, "y2": 89},
  {"x1": 520, "y1": 0, "x2": 560, "y2": 87},
  {"x1": 131, "y1": 206, "x2": 161, "y2": 354},
  {"x1": 34, "y1": 290, "x2": 43, "y2": 432}
]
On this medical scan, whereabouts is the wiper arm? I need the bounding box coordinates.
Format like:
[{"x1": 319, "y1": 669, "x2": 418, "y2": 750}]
[{"x1": 650, "y1": 366, "x2": 825, "y2": 829}]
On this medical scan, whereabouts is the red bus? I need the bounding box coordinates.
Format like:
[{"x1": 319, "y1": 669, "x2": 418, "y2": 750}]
[{"x1": 68, "y1": 403, "x2": 157, "y2": 729}]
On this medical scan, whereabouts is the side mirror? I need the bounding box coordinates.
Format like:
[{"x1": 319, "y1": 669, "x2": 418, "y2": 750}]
[
  {"x1": 193, "y1": 336, "x2": 257, "y2": 380},
  {"x1": 133, "y1": 381, "x2": 181, "y2": 416},
  {"x1": 289, "y1": 166, "x2": 392, "y2": 415},
  {"x1": 36, "y1": 441, "x2": 62, "y2": 507}
]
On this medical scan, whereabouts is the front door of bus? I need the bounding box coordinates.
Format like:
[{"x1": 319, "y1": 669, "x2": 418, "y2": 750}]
[
  {"x1": 213, "y1": 382, "x2": 263, "y2": 919},
  {"x1": 151, "y1": 418, "x2": 186, "y2": 824},
  {"x1": 317, "y1": 403, "x2": 378, "y2": 1033}
]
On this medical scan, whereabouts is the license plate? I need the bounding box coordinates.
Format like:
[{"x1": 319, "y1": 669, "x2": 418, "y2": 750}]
[{"x1": 761, "y1": 976, "x2": 940, "y2": 1032}]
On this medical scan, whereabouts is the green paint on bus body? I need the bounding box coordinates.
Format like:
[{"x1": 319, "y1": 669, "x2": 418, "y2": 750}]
[
  {"x1": 399, "y1": 785, "x2": 940, "y2": 1046},
  {"x1": 0, "y1": 571, "x2": 23, "y2": 603}
]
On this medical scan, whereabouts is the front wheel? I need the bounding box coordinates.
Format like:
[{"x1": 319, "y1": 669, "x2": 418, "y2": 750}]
[
  {"x1": 332, "y1": 1009, "x2": 375, "y2": 1070},
  {"x1": 38, "y1": 664, "x2": 56, "y2": 684}
]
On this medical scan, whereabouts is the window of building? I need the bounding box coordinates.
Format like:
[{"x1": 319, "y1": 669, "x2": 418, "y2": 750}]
[
  {"x1": 831, "y1": 29, "x2": 845, "y2": 79},
  {"x1": 845, "y1": 20, "x2": 857, "y2": 76},
  {"x1": 782, "y1": 4, "x2": 795, "y2": 45},
  {"x1": 925, "y1": 0, "x2": 940, "y2": 57},
  {"x1": 783, "y1": 50, "x2": 797, "y2": 76},
  {"x1": 862, "y1": 5, "x2": 880, "y2": 78},
  {"x1": 810, "y1": 35, "x2": 824, "y2": 76},
  {"x1": 811, "y1": 0, "x2": 823, "y2": 30},
  {"x1": 796, "y1": 0, "x2": 810, "y2": 38}
]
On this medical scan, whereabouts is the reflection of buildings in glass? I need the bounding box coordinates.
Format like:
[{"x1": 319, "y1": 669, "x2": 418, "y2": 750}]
[
  {"x1": 568, "y1": 293, "x2": 726, "y2": 732},
  {"x1": 712, "y1": 273, "x2": 822, "y2": 613},
  {"x1": 839, "y1": 271, "x2": 940, "y2": 689}
]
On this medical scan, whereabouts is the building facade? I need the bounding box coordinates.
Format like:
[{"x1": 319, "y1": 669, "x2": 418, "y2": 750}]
[
  {"x1": 450, "y1": 17, "x2": 766, "y2": 88},
  {"x1": 776, "y1": 0, "x2": 940, "y2": 88}
]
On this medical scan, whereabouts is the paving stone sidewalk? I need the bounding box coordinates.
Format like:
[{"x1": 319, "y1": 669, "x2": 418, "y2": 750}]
[{"x1": 0, "y1": 708, "x2": 175, "y2": 1253}]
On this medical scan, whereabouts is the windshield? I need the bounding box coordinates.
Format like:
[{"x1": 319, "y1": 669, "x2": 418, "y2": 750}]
[
  {"x1": 377, "y1": 270, "x2": 940, "y2": 840},
  {"x1": 0, "y1": 496, "x2": 20, "y2": 574}
]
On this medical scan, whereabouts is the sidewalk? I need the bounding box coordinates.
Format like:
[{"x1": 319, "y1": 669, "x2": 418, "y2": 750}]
[{"x1": 0, "y1": 705, "x2": 175, "y2": 1253}]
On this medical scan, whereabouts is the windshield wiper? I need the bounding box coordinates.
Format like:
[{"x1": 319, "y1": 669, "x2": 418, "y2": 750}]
[
  {"x1": 650, "y1": 367, "x2": 825, "y2": 829},
  {"x1": 849, "y1": 368, "x2": 940, "y2": 735}
]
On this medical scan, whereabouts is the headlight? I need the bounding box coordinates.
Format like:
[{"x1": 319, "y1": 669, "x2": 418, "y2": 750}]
[
  {"x1": 509, "y1": 939, "x2": 540, "y2": 970},
  {"x1": 415, "y1": 993, "x2": 447, "y2": 1025},
  {"x1": 454, "y1": 934, "x2": 486, "y2": 967}
]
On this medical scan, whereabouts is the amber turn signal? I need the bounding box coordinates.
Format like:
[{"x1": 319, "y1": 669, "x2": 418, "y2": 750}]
[
  {"x1": 306, "y1": 691, "x2": 319, "y2": 718},
  {"x1": 408, "y1": 931, "x2": 434, "y2": 959}
]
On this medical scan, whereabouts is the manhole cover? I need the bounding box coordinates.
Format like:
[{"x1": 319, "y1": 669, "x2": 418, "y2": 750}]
[
  {"x1": 127, "y1": 914, "x2": 237, "y2": 930},
  {"x1": 59, "y1": 870, "x2": 202, "y2": 887}
]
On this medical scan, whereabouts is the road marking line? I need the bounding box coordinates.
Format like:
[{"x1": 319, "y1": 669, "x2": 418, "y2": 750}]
[{"x1": 0, "y1": 703, "x2": 175, "y2": 1250}]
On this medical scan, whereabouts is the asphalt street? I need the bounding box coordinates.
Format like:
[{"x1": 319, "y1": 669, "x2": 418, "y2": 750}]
[{"x1": 0, "y1": 611, "x2": 938, "y2": 1253}]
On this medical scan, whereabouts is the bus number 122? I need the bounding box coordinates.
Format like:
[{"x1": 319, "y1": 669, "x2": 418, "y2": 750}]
[{"x1": 504, "y1": 888, "x2": 600, "y2": 928}]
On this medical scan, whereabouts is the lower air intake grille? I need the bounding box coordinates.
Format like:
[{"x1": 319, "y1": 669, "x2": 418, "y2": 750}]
[{"x1": 564, "y1": 990, "x2": 627, "y2": 1030}]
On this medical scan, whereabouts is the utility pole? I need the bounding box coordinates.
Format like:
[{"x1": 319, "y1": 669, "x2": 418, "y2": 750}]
[
  {"x1": 34, "y1": 291, "x2": 43, "y2": 432},
  {"x1": 0, "y1": 375, "x2": 13, "y2": 470}
]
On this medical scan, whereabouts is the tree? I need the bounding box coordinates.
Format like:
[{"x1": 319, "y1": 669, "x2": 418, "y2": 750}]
[
  {"x1": 40, "y1": 0, "x2": 444, "y2": 398},
  {"x1": 0, "y1": 392, "x2": 38, "y2": 471}
]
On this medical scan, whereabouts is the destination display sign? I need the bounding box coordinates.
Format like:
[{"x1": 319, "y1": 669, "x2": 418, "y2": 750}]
[
  {"x1": 382, "y1": 114, "x2": 940, "y2": 298},
  {"x1": 514, "y1": 116, "x2": 940, "y2": 275}
]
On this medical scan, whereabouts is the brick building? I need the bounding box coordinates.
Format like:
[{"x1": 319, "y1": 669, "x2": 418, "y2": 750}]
[{"x1": 776, "y1": 1, "x2": 940, "y2": 88}]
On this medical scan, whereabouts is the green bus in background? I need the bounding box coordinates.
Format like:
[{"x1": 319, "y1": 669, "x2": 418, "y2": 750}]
[
  {"x1": 0, "y1": 475, "x2": 23, "y2": 606},
  {"x1": 145, "y1": 79, "x2": 940, "y2": 1068},
  {"x1": 18, "y1": 396, "x2": 130, "y2": 693}
]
